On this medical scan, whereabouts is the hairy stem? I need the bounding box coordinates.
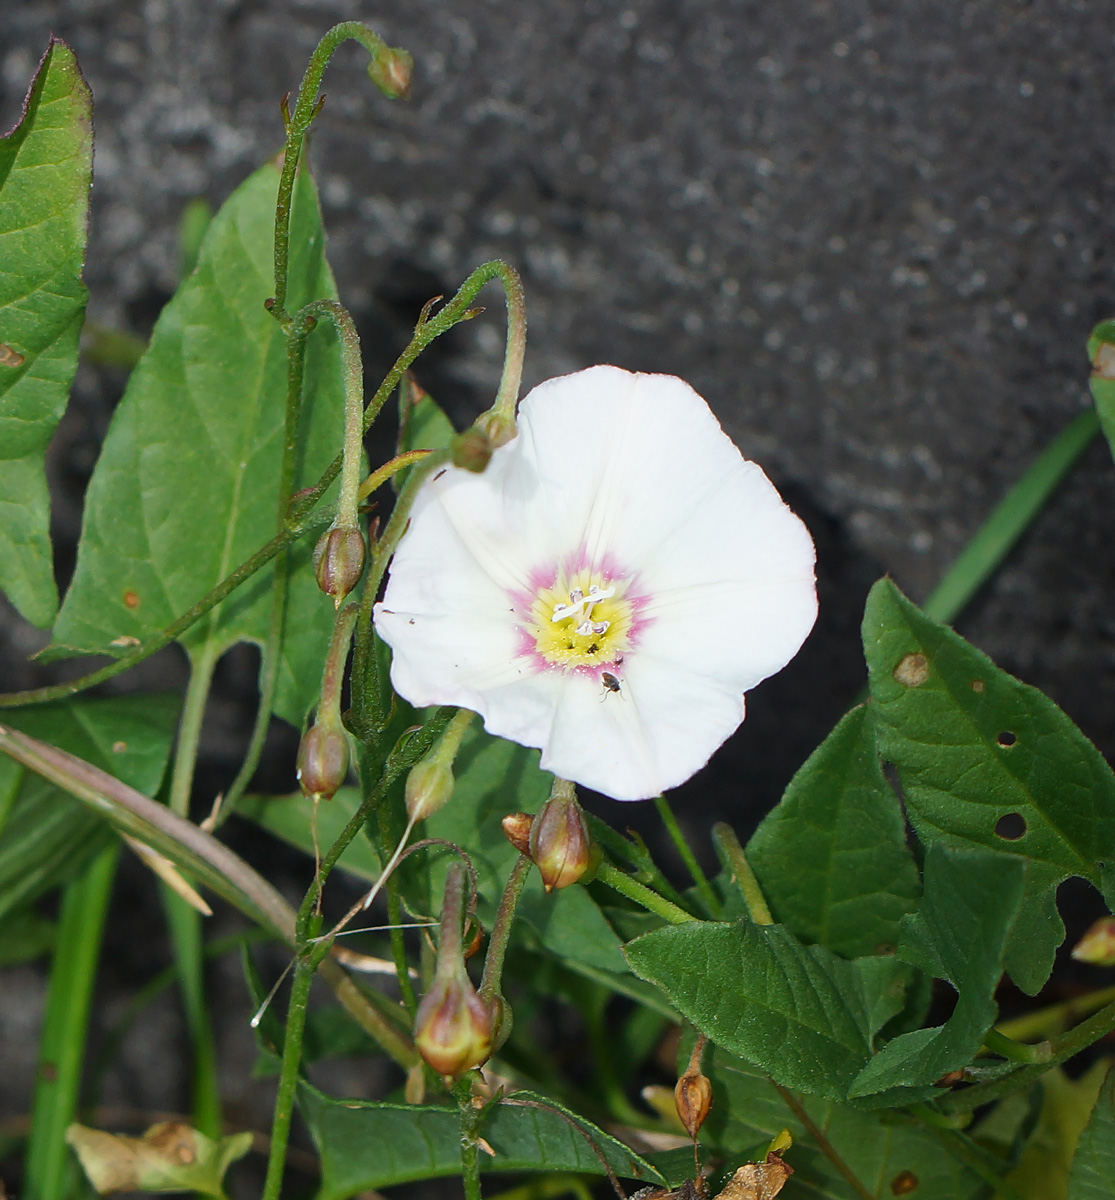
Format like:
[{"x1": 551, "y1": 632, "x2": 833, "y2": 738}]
[{"x1": 593, "y1": 860, "x2": 694, "y2": 926}]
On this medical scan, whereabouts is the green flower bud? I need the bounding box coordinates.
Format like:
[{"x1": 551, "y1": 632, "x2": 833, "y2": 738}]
[
  {"x1": 405, "y1": 758, "x2": 455, "y2": 823},
  {"x1": 1072, "y1": 916, "x2": 1115, "y2": 966},
  {"x1": 313, "y1": 526, "x2": 366, "y2": 605},
  {"x1": 296, "y1": 721, "x2": 349, "y2": 802},
  {"x1": 528, "y1": 787, "x2": 592, "y2": 892},
  {"x1": 414, "y1": 971, "x2": 493, "y2": 1079},
  {"x1": 450, "y1": 426, "x2": 493, "y2": 473},
  {"x1": 368, "y1": 47, "x2": 414, "y2": 100}
]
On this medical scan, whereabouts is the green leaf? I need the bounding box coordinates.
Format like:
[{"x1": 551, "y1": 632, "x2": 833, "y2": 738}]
[
  {"x1": 397, "y1": 377, "x2": 455, "y2": 455},
  {"x1": 700, "y1": 1044, "x2": 984, "y2": 1199},
  {"x1": 863, "y1": 577, "x2": 1115, "y2": 994},
  {"x1": 1069, "y1": 1064, "x2": 1115, "y2": 1199},
  {"x1": 401, "y1": 723, "x2": 628, "y2": 975},
  {"x1": 50, "y1": 160, "x2": 346, "y2": 726},
  {"x1": 299, "y1": 1084, "x2": 664, "y2": 1200},
  {"x1": 747, "y1": 705, "x2": 920, "y2": 959},
  {"x1": 0, "y1": 39, "x2": 92, "y2": 626},
  {"x1": 624, "y1": 919, "x2": 908, "y2": 1099},
  {"x1": 849, "y1": 844, "x2": 1025, "y2": 1102},
  {"x1": 0, "y1": 694, "x2": 178, "y2": 921}
]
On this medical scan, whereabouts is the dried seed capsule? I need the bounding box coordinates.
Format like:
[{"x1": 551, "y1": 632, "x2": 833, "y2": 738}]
[{"x1": 501, "y1": 812, "x2": 534, "y2": 855}]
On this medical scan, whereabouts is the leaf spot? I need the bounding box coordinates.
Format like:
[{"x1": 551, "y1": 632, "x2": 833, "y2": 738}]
[
  {"x1": 996, "y1": 730, "x2": 1017, "y2": 748},
  {"x1": 109, "y1": 635, "x2": 141, "y2": 648},
  {"x1": 995, "y1": 812, "x2": 1027, "y2": 840},
  {"x1": 971, "y1": 679, "x2": 985, "y2": 693},
  {"x1": 0, "y1": 343, "x2": 25, "y2": 367},
  {"x1": 893, "y1": 652, "x2": 929, "y2": 687},
  {"x1": 112, "y1": 740, "x2": 126, "y2": 754},
  {"x1": 123, "y1": 589, "x2": 140, "y2": 610},
  {"x1": 890, "y1": 1170, "x2": 919, "y2": 1195}
]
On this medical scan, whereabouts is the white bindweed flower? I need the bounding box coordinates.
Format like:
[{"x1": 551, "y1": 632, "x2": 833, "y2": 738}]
[{"x1": 374, "y1": 365, "x2": 817, "y2": 801}]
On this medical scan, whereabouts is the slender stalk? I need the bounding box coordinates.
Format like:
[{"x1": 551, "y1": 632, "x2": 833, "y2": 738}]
[
  {"x1": 261, "y1": 955, "x2": 316, "y2": 1200},
  {"x1": 168, "y1": 646, "x2": 219, "y2": 818},
  {"x1": 24, "y1": 845, "x2": 118, "y2": 1200},
  {"x1": 358, "y1": 448, "x2": 434, "y2": 502},
  {"x1": 387, "y1": 874, "x2": 419, "y2": 1016},
  {"x1": 593, "y1": 860, "x2": 694, "y2": 925},
  {"x1": 485, "y1": 261, "x2": 527, "y2": 430},
  {"x1": 653, "y1": 794, "x2": 719, "y2": 916},
  {"x1": 479, "y1": 855, "x2": 531, "y2": 1003},
  {"x1": 981, "y1": 1027, "x2": 1051, "y2": 1064},
  {"x1": 712, "y1": 822, "x2": 773, "y2": 925},
  {"x1": 996, "y1": 984, "x2": 1115, "y2": 1042},
  {"x1": 455, "y1": 1078, "x2": 484, "y2": 1200},
  {"x1": 272, "y1": 22, "x2": 409, "y2": 320},
  {"x1": 770, "y1": 1080, "x2": 872, "y2": 1200}
]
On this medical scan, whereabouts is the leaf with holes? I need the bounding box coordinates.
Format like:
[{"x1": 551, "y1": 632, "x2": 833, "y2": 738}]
[
  {"x1": 698, "y1": 1043, "x2": 985, "y2": 1200},
  {"x1": 863, "y1": 578, "x2": 1115, "y2": 994},
  {"x1": 299, "y1": 1083, "x2": 664, "y2": 1199},
  {"x1": 748, "y1": 705, "x2": 920, "y2": 959},
  {"x1": 0, "y1": 694, "x2": 179, "y2": 921},
  {"x1": 624, "y1": 919, "x2": 909, "y2": 1099},
  {"x1": 0, "y1": 39, "x2": 92, "y2": 627},
  {"x1": 48, "y1": 161, "x2": 344, "y2": 725},
  {"x1": 1069, "y1": 1065, "x2": 1115, "y2": 1199},
  {"x1": 849, "y1": 844, "x2": 1025, "y2": 1102}
]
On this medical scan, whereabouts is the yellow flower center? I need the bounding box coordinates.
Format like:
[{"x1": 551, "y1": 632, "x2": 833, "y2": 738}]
[{"x1": 526, "y1": 568, "x2": 634, "y2": 670}]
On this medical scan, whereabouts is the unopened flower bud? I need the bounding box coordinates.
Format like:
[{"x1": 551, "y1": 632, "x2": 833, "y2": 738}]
[
  {"x1": 414, "y1": 971, "x2": 493, "y2": 1079},
  {"x1": 368, "y1": 47, "x2": 414, "y2": 100},
  {"x1": 486, "y1": 992, "x2": 513, "y2": 1053},
  {"x1": 1072, "y1": 916, "x2": 1115, "y2": 965},
  {"x1": 674, "y1": 1069, "x2": 713, "y2": 1140},
  {"x1": 475, "y1": 410, "x2": 517, "y2": 450},
  {"x1": 297, "y1": 721, "x2": 349, "y2": 801},
  {"x1": 405, "y1": 758, "x2": 455, "y2": 822},
  {"x1": 451, "y1": 426, "x2": 493, "y2": 473},
  {"x1": 313, "y1": 526, "x2": 366, "y2": 604},
  {"x1": 501, "y1": 812, "x2": 534, "y2": 855},
  {"x1": 528, "y1": 787, "x2": 592, "y2": 892}
]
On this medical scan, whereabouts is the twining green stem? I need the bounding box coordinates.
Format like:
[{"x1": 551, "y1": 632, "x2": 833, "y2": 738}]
[
  {"x1": 358, "y1": 448, "x2": 434, "y2": 501},
  {"x1": 272, "y1": 22, "x2": 407, "y2": 320},
  {"x1": 24, "y1": 845, "x2": 118, "y2": 1200},
  {"x1": 0, "y1": 261, "x2": 515, "y2": 713},
  {"x1": 0, "y1": 526, "x2": 300, "y2": 709},
  {"x1": 485, "y1": 260, "x2": 527, "y2": 430},
  {"x1": 712, "y1": 822, "x2": 773, "y2": 925},
  {"x1": 923, "y1": 408, "x2": 1100, "y2": 625},
  {"x1": 981, "y1": 1027, "x2": 1051, "y2": 1064},
  {"x1": 480, "y1": 854, "x2": 532, "y2": 1004},
  {"x1": 937, "y1": 997, "x2": 1115, "y2": 1115},
  {"x1": 653, "y1": 795, "x2": 719, "y2": 917},
  {"x1": 298, "y1": 300, "x2": 365, "y2": 528},
  {"x1": 319, "y1": 604, "x2": 359, "y2": 723},
  {"x1": 169, "y1": 645, "x2": 220, "y2": 818},
  {"x1": 593, "y1": 860, "x2": 694, "y2": 926},
  {"x1": 455, "y1": 1078, "x2": 484, "y2": 1200},
  {"x1": 261, "y1": 954, "x2": 317, "y2": 1200}
]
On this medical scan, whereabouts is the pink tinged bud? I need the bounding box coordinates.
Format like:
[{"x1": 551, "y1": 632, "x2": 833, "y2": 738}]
[
  {"x1": 501, "y1": 812, "x2": 534, "y2": 855},
  {"x1": 674, "y1": 1070, "x2": 713, "y2": 1140},
  {"x1": 405, "y1": 759, "x2": 455, "y2": 823},
  {"x1": 528, "y1": 790, "x2": 592, "y2": 892},
  {"x1": 414, "y1": 972, "x2": 493, "y2": 1079},
  {"x1": 451, "y1": 426, "x2": 494, "y2": 474},
  {"x1": 313, "y1": 526, "x2": 366, "y2": 604},
  {"x1": 368, "y1": 47, "x2": 414, "y2": 100},
  {"x1": 297, "y1": 722, "x2": 349, "y2": 801},
  {"x1": 1072, "y1": 917, "x2": 1115, "y2": 966}
]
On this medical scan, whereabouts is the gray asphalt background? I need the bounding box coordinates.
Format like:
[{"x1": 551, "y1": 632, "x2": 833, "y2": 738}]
[{"x1": 3, "y1": 0, "x2": 1115, "y2": 1187}]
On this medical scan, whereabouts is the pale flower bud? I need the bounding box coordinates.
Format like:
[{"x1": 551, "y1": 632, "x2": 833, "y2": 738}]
[
  {"x1": 674, "y1": 1069, "x2": 713, "y2": 1140},
  {"x1": 528, "y1": 788, "x2": 592, "y2": 892},
  {"x1": 368, "y1": 47, "x2": 414, "y2": 100},
  {"x1": 405, "y1": 758, "x2": 455, "y2": 822},
  {"x1": 501, "y1": 812, "x2": 534, "y2": 855},
  {"x1": 296, "y1": 721, "x2": 349, "y2": 801},
  {"x1": 313, "y1": 526, "x2": 366, "y2": 604},
  {"x1": 1072, "y1": 916, "x2": 1115, "y2": 966},
  {"x1": 414, "y1": 970, "x2": 493, "y2": 1079}
]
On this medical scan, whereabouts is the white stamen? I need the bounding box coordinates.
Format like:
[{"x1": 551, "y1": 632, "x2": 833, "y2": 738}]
[
  {"x1": 575, "y1": 619, "x2": 595, "y2": 636},
  {"x1": 551, "y1": 583, "x2": 615, "y2": 625}
]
